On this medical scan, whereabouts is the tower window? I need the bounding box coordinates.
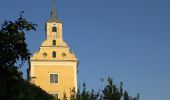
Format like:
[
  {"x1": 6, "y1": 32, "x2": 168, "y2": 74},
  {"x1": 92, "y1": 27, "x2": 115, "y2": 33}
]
[
  {"x1": 50, "y1": 74, "x2": 58, "y2": 83},
  {"x1": 51, "y1": 93, "x2": 58, "y2": 99},
  {"x1": 49, "y1": 92, "x2": 58, "y2": 99},
  {"x1": 52, "y1": 51, "x2": 56, "y2": 58},
  {"x1": 52, "y1": 27, "x2": 57, "y2": 32},
  {"x1": 53, "y1": 40, "x2": 56, "y2": 46}
]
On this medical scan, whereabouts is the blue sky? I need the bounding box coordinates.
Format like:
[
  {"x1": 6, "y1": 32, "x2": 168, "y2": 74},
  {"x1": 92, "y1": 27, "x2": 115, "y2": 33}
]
[{"x1": 0, "y1": 0, "x2": 170, "y2": 100}]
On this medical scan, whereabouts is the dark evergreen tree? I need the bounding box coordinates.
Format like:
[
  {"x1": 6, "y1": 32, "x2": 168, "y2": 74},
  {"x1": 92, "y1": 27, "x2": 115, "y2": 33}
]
[{"x1": 69, "y1": 77, "x2": 139, "y2": 100}]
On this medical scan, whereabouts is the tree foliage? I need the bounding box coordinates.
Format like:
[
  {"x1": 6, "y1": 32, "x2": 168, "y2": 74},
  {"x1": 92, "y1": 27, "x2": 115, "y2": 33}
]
[
  {"x1": 0, "y1": 15, "x2": 36, "y2": 67},
  {"x1": 69, "y1": 77, "x2": 139, "y2": 100},
  {"x1": 0, "y1": 66, "x2": 54, "y2": 100},
  {"x1": 0, "y1": 15, "x2": 54, "y2": 100}
]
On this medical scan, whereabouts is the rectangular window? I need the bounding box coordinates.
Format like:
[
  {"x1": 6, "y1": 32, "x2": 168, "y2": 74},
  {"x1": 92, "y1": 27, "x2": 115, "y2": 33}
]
[
  {"x1": 49, "y1": 92, "x2": 58, "y2": 99},
  {"x1": 53, "y1": 40, "x2": 56, "y2": 46},
  {"x1": 50, "y1": 74, "x2": 58, "y2": 83},
  {"x1": 52, "y1": 93, "x2": 58, "y2": 99}
]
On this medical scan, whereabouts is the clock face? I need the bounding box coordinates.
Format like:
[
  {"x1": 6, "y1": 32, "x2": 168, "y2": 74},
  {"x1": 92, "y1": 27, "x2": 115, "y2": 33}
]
[{"x1": 43, "y1": 52, "x2": 47, "y2": 57}]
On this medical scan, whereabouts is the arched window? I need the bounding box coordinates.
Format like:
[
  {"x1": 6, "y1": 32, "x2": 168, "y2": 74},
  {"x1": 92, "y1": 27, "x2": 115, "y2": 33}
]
[
  {"x1": 53, "y1": 40, "x2": 56, "y2": 46},
  {"x1": 52, "y1": 51, "x2": 56, "y2": 58},
  {"x1": 52, "y1": 27, "x2": 57, "y2": 32}
]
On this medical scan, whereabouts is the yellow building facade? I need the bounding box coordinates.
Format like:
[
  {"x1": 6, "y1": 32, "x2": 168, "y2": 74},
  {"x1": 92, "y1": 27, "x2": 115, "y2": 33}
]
[{"x1": 28, "y1": 4, "x2": 78, "y2": 99}]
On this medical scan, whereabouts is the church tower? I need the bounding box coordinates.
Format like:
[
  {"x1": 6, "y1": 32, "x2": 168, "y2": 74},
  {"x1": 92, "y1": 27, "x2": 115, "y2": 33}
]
[{"x1": 28, "y1": 2, "x2": 78, "y2": 99}]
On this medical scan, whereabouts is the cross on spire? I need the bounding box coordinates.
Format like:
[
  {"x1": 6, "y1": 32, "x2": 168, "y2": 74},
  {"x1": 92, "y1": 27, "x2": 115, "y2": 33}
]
[
  {"x1": 52, "y1": 0, "x2": 56, "y2": 5},
  {"x1": 51, "y1": 0, "x2": 57, "y2": 19},
  {"x1": 47, "y1": 0, "x2": 62, "y2": 23}
]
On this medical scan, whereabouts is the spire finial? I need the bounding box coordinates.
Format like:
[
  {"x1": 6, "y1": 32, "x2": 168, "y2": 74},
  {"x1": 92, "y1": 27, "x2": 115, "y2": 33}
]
[
  {"x1": 47, "y1": 0, "x2": 62, "y2": 23},
  {"x1": 52, "y1": 0, "x2": 56, "y2": 7},
  {"x1": 51, "y1": 0, "x2": 57, "y2": 19}
]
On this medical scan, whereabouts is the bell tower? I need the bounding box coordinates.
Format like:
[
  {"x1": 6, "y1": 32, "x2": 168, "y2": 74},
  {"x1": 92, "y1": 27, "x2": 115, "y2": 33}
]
[
  {"x1": 28, "y1": 1, "x2": 78, "y2": 99},
  {"x1": 45, "y1": 2, "x2": 63, "y2": 40}
]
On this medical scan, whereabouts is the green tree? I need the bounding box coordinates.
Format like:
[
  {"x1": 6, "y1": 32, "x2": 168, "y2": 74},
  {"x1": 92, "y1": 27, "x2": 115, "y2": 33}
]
[
  {"x1": 0, "y1": 14, "x2": 54, "y2": 100},
  {"x1": 0, "y1": 15, "x2": 36, "y2": 67},
  {"x1": 70, "y1": 83, "x2": 99, "y2": 100},
  {"x1": 69, "y1": 77, "x2": 139, "y2": 100},
  {"x1": 101, "y1": 77, "x2": 122, "y2": 100}
]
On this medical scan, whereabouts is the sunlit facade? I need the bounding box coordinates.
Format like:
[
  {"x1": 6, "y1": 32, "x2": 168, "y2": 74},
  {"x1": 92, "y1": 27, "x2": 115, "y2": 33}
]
[{"x1": 28, "y1": 3, "x2": 78, "y2": 99}]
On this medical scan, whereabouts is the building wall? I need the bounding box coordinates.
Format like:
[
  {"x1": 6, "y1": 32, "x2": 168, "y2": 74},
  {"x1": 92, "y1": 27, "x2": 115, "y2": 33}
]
[{"x1": 30, "y1": 61, "x2": 77, "y2": 98}]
